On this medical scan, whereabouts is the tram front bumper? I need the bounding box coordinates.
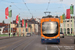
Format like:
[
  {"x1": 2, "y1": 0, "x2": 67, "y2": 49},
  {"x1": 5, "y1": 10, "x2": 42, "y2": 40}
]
[{"x1": 41, "y1": 38, "x2": 60, "y2": 43}]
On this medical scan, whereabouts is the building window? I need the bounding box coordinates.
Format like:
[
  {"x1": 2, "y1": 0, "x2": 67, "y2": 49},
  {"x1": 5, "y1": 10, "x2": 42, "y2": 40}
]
[
  {"x1": 67, "y1": 24, "x2": 69, "y2": 27},
  {"x1": 67, "y1": 28, "x2": 70, "y2": 34},
  {"x1": 71, "y1": 20, "x2": 72, "y2": 22},
  {"x1": 64, "y1": 28, "x2": 66, "y2": 32},
  {"x1": 65, "y1": 29, "x2": 66, "y2": 34},
  {"x1": 4, "y1": 28, "x2": 8, "y2": 31},
  {"x1": 71, "y1": 28, "x2": 72, "y2": 34},
  {"x1": 63, "y1": 28, "x2": 66, "y2": 34},
  {"x1": 4, "y1": 30, "x2": 5, "y2": 31},
  {"x1": 11, "y1": 28, "x2": 13, "y2": 30},
  {"x1": 63, "y1": 21, "x2": 66, "y2": 22},
  {"x1": 23, "y1": 29, "x2": 24, "y2": 31},
  {"x1": 71, "y1": 24, "x2": 72, "y2": 27},
  {"x1": 0, "y1": 29, "x2": 1, "y2": 31},
  {"x1": 14, "y1": 30, "x2": 15, "y2": 31},
  {"x1": 67, "y1": 20, "x2": 69, "y2": 22}
]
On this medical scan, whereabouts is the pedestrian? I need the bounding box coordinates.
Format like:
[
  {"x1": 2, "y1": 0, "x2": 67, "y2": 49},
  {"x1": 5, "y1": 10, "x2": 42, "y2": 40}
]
[
  {"x1": 23, "y1": 33, "x2": 24, "y2": 37},
  {"x1": 9, "y1": 33, "x2": 10, "y2": 37},
  {"x1": 14, "y1": 33, "x2": 15, "y2": 36},
  {"x1": 13, "y1": 33, "x2": 15, "y2": 37}
]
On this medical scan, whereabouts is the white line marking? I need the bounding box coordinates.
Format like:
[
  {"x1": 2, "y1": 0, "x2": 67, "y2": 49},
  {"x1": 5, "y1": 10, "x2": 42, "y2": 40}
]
[
  {"x1": 56, "y1": 45, "x2": 60, "y2": 50},
  {"x1": 46, "y1": 45, "x2": 47, "y2": 50}
]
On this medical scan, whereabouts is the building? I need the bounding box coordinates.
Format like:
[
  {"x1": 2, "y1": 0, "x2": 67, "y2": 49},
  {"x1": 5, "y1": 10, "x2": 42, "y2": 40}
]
[
  {"x1": 35, "y1": 18, "x2": 41, "y2": 23},
  {"x1": 0, "y1": 23, "x2": 9, "y2": 34},
  {"x1": 60, "y1": 17, "x2": 75, "y2": 35},
  {"x1": 10, "y1": 18, "x2": 37, "y2": 36},
  {"x1": 2, "y1": 17, "x2": 41, "y2": 35}
]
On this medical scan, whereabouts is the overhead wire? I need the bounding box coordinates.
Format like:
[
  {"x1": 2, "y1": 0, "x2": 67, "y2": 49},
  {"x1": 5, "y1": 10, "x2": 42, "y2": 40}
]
[
  {"x1": 11, "y1": 2, "x2": 21, "y2": 10},
  {"x1": 11, "y1": 2, "x2": 27, "y2": 16},
  {"x1": 44, "y1": 0, "x2": 51, "y2": 15},
  {"x1": 22, "y1": 0, "x2": 33, "y2": 16},
  {"x1": 46, "y1": 0, "x2": 50, "y2": 11},
  {"x1": 0, "y1": 0, "x2": 22, "y2": 10}
]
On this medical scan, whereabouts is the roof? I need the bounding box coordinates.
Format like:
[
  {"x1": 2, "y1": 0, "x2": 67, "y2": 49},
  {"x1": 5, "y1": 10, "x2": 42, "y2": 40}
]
[
  {"x1": 0, "y1": 23, "x2": 9, "y2": 27},
  {"x1": 2, "y1": 28, "x2": 17, "y2": 33}
]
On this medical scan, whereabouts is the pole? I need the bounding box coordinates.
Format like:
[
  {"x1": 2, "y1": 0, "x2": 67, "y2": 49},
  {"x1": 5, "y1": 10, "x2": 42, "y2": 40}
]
[
  {"x1": 12, "y1": 18, "x2": 13, "y2": 36},
  {"x1": 18, "y1": 23, "x2": 19, "y2": 36},
  {"x1": 24, "y1": 20, "x2": 25, "y2": 36},
  {"x1": 60, "y1": 17, "x2": 61, "y2": 32},
  {"x1": 27, "y1": 22, "x2": 29, "y2": 32},
  {"x1": 8, "y1": 18, "x2": 9, "y2": 37},
  {"x1": 18, "y1": 14, "x2": 20, "y2": 36},
  {"x1": 10, "y1": 17, "x2": 11, "y2": 37},
  {"x1": 64, "y1": 20, "x2": 65, "y2": 36},
  {"x1": 60, "y1": 24, "x2": 61, "y2": 32},
  {"x1": 27, "y1": 18, "x2": 28, "y2": 33},
  {"x1": 72, "y1": 14, "x2": 74, "y2": 36},
  {"x1": 63, "y1": 14, "x2": 66, "y2": 36},
  {"x1": 19, "y1": 16, "x2": 20, "y2": 36},
  {"x1": 31, "y1": 25, "x2": 32, "y2": 35},
  {"x1": 9, "y1": 5, "x2": 11, "y2": 37}
]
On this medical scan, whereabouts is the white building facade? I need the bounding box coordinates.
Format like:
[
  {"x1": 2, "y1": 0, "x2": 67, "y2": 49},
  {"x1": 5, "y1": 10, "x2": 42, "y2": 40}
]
[
  {"x1": 60, "y1": 17, "x2": 75, "y2": 35},
  {"x1": 0, "y1": 27, "x2": 5, "y2": 34}
]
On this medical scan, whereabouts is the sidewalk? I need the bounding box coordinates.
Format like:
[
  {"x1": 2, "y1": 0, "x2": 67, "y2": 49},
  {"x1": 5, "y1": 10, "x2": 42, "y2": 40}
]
[
  {"x1": 65, "y1": 35, "x2": 75, "y2": 37},
  {"x1": 0, "y1": 36, "x2": 9, "y2": 40},
  {"x1": 0, "y1": 36, "x2": 25, "y2": 40}
]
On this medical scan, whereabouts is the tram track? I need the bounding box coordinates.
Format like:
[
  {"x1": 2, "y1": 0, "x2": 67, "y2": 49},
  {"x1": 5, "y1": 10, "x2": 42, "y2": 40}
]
[{"x1": 12, "y1": 35, "x2": 38, "y2": 50}]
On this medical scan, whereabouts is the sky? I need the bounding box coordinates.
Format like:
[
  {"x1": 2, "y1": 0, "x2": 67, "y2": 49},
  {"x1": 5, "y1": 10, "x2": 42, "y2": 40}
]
[{"x1": 0, "y1": 0, "x2": 75, "y2": 23}]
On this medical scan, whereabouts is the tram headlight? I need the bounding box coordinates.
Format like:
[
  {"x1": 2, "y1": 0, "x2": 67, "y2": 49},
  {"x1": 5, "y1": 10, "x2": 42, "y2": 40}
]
[
  {"x1": 57, "y1": 37, "x2": 60, "y2": 39},
  {"x1": 42, "y1": 37, "x2": 44, "y2": 39}
]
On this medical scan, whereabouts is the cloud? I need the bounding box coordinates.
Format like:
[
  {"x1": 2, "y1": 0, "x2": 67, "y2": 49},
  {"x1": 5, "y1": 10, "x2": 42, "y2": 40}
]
[
  {"x1": 2, "y1": 2, "x2": 12, "y2": 5},
  {"x1": 60, "y1": 0, "x2": 75, "y2": 6},
  {"x1": 25, "y1": 0, "x2": 75, "y2": 5},
  {"x1": 25, "y1": 0, "x2": 49, "y2": 4},
  {"x1": 25, "y1": 0, "x2": 60, "y2": 4}
]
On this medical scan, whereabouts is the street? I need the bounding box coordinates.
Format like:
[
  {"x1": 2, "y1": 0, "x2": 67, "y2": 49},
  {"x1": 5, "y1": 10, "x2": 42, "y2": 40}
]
[{"x1": 0, "y1": 35, "x2": 75, "y2": 50}]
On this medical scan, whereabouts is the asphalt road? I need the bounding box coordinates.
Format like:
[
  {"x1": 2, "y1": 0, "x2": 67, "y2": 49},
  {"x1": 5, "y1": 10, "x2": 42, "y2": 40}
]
[{"x1": 0, "y1": 35, "x2": 75, "y2": 50}]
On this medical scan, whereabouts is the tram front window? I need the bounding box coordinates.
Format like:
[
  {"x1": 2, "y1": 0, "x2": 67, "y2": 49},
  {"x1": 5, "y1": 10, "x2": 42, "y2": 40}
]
[{"x1": 42, "y1": 22, "x2": 58, "y2": 37}]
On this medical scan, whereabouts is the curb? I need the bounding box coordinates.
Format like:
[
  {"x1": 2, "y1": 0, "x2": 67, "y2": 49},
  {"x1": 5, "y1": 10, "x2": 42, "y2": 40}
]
[
  {"x1": 67, "y1": 36, "x2": 75, "y2": 37},
  {"x1": 0, "y1": 36, "x2": 24, "y2": 40},
  {"x1": 0, "y1": 37, "x2": 10, "y2": 40}
]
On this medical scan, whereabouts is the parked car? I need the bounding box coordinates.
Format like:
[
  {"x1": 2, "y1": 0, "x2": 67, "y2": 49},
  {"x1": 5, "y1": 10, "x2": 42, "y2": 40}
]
[
  {"x1": 26, "y1": 33, "x2": 31, "y2": 37},
  {"x1": 60, "y1": 32, "x2": 64, "y2": 38}
]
